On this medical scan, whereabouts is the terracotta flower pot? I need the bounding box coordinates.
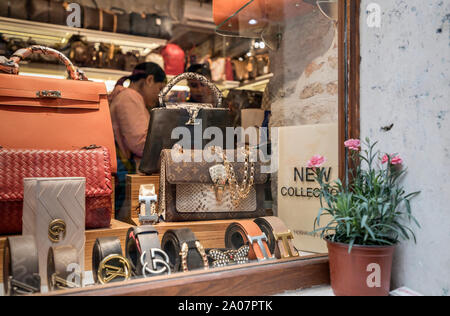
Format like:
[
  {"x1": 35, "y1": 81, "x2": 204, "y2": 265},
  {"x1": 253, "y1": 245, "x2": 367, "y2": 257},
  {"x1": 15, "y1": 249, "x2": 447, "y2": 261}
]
[{"x1": 326, "y1": 238, "x2": 396, "y2": 296}]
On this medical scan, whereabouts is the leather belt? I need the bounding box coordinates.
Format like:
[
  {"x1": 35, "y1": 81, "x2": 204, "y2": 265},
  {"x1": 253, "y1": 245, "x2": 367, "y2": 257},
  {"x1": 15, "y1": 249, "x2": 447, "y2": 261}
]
[
  {"x1": 207, "y1": 245, "x2": 250, "y2": 268},
  {"x1": 161, "y1": 228, "x2": 209, "y2": 273},
  {"x1": 47, "y1": 245, "x2": 82, "y2": 291},
  {"x1": 126, "y1": 226, "x2": 171, "y2": 277},
  {"x1": 225, "y1": 220, "x2": 275, "y2": 261},
  {"x1": 254, "y1": 217, "x2": 299, "y2": 259},
  {"x1": 3, "y1": 236, "x2": 41, "y2": 296},
  {"x1": 92, "y1": 237, "x2": 131, "y2": 284}
]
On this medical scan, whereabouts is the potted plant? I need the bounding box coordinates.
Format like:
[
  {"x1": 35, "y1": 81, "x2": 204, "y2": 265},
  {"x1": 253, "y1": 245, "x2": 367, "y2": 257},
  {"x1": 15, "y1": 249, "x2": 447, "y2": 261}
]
[{"x1": 309, "y1": 138, "x2": 420, "y2": 296}]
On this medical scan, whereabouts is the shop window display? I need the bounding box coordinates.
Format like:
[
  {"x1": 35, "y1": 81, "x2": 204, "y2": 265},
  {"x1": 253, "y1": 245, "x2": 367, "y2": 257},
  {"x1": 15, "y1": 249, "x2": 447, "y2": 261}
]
[{"x1": 0, "y1": 0, "x2": 344, "y2": 296}]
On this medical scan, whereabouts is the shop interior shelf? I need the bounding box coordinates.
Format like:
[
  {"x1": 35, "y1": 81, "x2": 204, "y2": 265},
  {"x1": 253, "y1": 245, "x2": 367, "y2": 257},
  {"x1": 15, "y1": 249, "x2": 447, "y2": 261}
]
[{"x1": 0, "y1": 17, "x2": 166, "y2": 52}]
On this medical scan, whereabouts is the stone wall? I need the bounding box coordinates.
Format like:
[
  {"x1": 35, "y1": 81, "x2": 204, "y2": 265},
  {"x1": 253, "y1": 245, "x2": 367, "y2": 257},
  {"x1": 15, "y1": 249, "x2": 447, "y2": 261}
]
[
  {"x1": 360, "y1": 0, "x2": 450, "y2": 295},
  {"x1": 263, "y1": 9, "x2": 338, "y2": 213}
]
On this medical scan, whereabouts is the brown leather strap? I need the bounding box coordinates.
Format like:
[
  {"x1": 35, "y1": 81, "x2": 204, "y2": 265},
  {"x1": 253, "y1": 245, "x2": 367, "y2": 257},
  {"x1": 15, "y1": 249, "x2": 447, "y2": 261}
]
[
  {"x1": 225, "y1": 220, "x2": 274, "y2": 261},
  {"x1": 47, "y1": 246, "x2": 82, "y2": 291},
  {"x1": 99, "y1": 9, "x2": 104, "y2": 31},
  {"x1": 3, "y1": 236, "x2": 41, "y2": 296},
  {"x1": 254, "y1": 217, "x2": 299, "y2": 259},
  {"x1": 161, "y1": 228, "x2": 209, "y2": 273},
  {"x1": 113, "y1": 15, "x2": 118, "y2": 33}
]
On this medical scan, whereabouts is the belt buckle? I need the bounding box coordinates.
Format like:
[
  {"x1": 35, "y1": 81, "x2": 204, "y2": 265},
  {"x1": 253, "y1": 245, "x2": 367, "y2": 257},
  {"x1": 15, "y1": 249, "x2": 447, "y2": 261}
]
[
  {"x1": 274, "y1": 230, "x2": 299, "y2": 259},
  {"x1": 247, "y1": 233, "x2": 276, "y2": 262},
  {"x1": 140, "y1": 248, "x2": 171, "y2": 277},
  {"x1": 51, "y1": 273, "x2": 82, "y2": 290},
  {"x1": 98, "y1": 254, "x2": 132, "y2": 285},
  {"x1": 8, "y1": 275, "x2": 40, "y2": 296},
  {"x1": 139, "y1": 194, "x2": 159, "y2": 225}
]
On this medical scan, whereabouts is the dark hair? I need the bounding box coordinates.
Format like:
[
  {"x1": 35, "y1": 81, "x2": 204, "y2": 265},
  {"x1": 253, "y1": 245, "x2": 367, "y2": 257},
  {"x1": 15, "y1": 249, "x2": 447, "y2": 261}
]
[
  {"x1": 187, "y1": 63, "x2": 212, "y2": 79},
  {"x1": 116, "y1": 62, "x2": 166, "y2": 87}
]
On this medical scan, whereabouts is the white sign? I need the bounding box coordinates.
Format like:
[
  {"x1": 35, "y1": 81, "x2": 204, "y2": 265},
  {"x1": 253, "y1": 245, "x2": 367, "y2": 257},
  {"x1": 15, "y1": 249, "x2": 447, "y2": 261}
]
[{"x1": 277, "y1": 124, "x2": 338, "y2": 253}]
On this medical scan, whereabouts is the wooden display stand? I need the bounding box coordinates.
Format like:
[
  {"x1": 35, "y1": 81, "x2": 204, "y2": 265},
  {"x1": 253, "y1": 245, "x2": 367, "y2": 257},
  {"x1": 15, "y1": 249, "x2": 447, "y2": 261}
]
[
  {"x1": 126, "y1": 174, "x2": 160, "y2": 219},
  {"x1": 0, "y1": 173, "x2": 330, "y2": 294},
  {"x1": 0, "y1": 219, "x2": 239, "y2": 283}
]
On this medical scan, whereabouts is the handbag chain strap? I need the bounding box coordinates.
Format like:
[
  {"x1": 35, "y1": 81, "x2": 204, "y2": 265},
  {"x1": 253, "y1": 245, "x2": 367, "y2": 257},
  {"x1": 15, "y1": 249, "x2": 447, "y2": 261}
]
[{"x1": 222, "y1": 149, "x2": 255, "y2": 207}]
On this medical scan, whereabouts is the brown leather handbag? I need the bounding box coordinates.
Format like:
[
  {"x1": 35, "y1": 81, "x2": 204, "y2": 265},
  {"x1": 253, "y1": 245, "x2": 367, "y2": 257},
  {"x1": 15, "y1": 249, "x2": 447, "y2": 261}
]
[
  {"x1": 158, "y1": 148, "x2": 269, "y2": 222},
  {"x1": 28, "y1": 0, "x2": 68, "y2": 25},
  {"x1": 0, "y1": 146, "x2": 113, "y2": 235},
  {"x1": 83, "y1": 0, "x2": 117, "y2": 33},
  {"x1": 0, "y1": 46, "x2": 117, "y2": 172}
]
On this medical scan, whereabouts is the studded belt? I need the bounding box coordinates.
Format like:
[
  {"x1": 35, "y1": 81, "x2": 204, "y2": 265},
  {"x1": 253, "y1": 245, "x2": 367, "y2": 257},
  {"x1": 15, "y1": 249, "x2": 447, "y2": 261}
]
[
  {"x1": 161, "y1": 228, "x2": 209, "y2": 273},
  {"x1": 126, "y1": 226, "x2": 171, "y2": 277},
  {"x1": 47, "y1": 245, "x2": 82, "y2": 291},
  {"x1": 225, "y1": 220, "x2": 275, "y2": 261},
  {"x1": 92, "y1": 237, "x2": 131, "y2": 284},
  {"x1": 3, "y1": 236, "x2": 41, "y2": 296},
  {"x1": 254, "y1": 217, "x2": 299, "y2": 259}
]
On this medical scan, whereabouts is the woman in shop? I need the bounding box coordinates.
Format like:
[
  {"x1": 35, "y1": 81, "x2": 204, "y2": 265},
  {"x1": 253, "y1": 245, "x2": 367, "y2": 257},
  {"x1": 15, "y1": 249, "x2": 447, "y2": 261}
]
[
  {"x1": 186, "y1": 63, "x2": 215, "y2": 105},
  {"x1": 109, "y1": 62, "x2": 167, "y2": 220}
]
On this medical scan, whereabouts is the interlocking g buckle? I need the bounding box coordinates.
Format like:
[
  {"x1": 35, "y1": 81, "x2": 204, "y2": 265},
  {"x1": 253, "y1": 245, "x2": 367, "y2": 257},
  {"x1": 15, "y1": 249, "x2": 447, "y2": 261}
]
[
  {"x1": 140, "y1": 249, "x2": 171, "y2": 277},
  {"x1": 48, "y1": 219, "x2": 66, "y2": 243},
  {"x1": 98, "y1": 254, "x2": 132, "y2": 285}
]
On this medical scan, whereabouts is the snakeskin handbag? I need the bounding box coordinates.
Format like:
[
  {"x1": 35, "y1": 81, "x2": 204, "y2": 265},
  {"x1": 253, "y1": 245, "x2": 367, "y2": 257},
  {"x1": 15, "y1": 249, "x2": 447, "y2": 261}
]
[
  {"x1": 158, "y1": 148, "x2": 269, "y2": 222},
  {"x1": 139, "y1": 73, "x2": 234, "y2": 175}
]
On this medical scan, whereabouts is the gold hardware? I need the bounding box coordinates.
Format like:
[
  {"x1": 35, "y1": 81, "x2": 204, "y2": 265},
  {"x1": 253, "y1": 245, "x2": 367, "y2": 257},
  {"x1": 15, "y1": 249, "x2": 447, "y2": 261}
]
[
  {"x1": 180, "y1": 241, "x2": 209, "y2": 272},
  {"x1": 274, "y1": 230, "x2": 299, "y2": 259},
  {"x1": 195, "y1": 241, "x2": 209, "y2": 270},
  {"x1": 36, "y1": 90, "x2": 62, "y2": 98},
  {"x1": 209, "y1": 164, "x2": 227, "y2": 203},
  {"x1": 51, "y1": 273, "x2": 81, "y2": 290},
  {"x1": 222, "y1": 149, "x2": 255, "y2": 208},
  {"x1": 48, "y1": 219, "x2": 66, "y2": 243},
  {"x1": 97, "y1": 255, "x2": 131, "y2": 285}
]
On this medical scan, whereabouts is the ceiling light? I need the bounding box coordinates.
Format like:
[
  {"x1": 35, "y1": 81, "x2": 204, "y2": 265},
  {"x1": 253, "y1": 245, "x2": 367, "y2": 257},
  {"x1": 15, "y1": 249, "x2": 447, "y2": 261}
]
[{"x1": 248, "y1": 19, "x2": 258, "y2": 25}]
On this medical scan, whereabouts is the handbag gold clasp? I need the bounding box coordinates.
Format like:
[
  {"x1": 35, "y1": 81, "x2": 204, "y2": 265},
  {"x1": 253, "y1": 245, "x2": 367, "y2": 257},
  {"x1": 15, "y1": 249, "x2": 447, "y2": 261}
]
[{"x1": 36, "y1": 90, "x2": 62, "y2": 98}]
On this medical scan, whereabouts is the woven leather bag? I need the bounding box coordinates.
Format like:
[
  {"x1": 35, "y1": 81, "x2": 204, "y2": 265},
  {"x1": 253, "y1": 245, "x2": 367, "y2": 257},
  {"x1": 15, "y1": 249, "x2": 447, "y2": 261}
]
[
  {"x1": 139, "y1": 73, "x2": 234, "y2": 175},
  {"x1": 0, "y1": 46, "x2": 117, "y2": 172},
  {"x1": 159, "y1": 149, "x2": 268, "y2": 222},
  {"x1": 0, "y1": 146, "x2": 113, "y2": 235}
]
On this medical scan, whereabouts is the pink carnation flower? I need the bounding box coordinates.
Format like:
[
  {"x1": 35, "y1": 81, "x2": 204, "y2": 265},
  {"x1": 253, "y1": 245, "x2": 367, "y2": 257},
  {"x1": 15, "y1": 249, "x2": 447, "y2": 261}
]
[
  {"x1": 308, "y1": 155, "x2": 326, "y2": 168},
  {"x1": 391, "y1": 155, "x2": 403, "y2": 165},
  {"x1": 382, "y1": 154, "x2": 403, "y2": 165},
  {"x1": 344, "y1": 139, "x2": 361, "y2": 151}
]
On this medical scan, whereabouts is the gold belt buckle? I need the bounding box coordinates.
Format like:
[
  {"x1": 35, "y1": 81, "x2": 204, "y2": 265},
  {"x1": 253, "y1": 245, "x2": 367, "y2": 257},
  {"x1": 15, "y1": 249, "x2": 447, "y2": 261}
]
[
  {"x1": 274, "y1": 230, "x2": 299, "y2": 259},
  {"x1": 97, "y1": 254, "x2": 132, "y2": 285}
]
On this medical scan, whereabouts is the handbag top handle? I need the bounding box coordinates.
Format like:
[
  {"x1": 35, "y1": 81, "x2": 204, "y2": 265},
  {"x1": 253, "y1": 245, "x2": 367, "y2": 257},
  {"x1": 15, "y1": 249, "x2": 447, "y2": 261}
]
[
  {"x1": 0, "y1": 46, "x2": 88, "y2": 81},
  {"x1": 159, "y1": 72, "x2": 223, "y2": 108}
]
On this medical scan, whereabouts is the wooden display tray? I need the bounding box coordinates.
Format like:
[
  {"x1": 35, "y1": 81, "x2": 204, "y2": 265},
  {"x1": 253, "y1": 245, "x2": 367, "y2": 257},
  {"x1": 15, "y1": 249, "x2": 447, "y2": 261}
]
[
  {"x1": 0, "y1": 219, "x2": 237, "y2": 283},
  {"x1": 1, "y1": 219, "x2": 330, "y2": 295},
  {"x1": 48, "y1": 255, "x2": 329, "y2": 296}
]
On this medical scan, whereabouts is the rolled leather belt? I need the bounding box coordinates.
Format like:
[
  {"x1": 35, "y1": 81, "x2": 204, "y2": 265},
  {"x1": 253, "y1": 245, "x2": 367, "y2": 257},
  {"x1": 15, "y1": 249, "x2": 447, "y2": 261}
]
[
  {"x1": 92, "y1": 237, "x2": 131, "y2": 284},
  {"x1": 3, "y1": 236, "x2": 41, "y2": 296},
  {"x1": 47, "y1": 245, "x2": 82, "y2": 291},
  {"x1": 225, "y1": 220, "x2": 274, "y2": 261},
  {"x1": 126, "y1": 226, "x2": 171, "y2": 277},
  {"x1": 254, "y1": 217, "x2": 299, "y2": 259},
  {"x1": 161, "y1": 228, "x2": 209, "y2": 273}
]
